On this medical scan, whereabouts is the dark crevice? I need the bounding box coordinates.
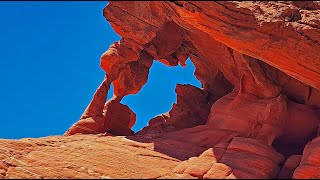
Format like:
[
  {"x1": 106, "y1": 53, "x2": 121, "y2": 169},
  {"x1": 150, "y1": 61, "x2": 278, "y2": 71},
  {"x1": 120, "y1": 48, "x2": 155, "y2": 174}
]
[
  {"x1": 296, "y1": 20, "x2": 320, "y2": 30},
  {"x1": 287, "y1": 12, "x2": 302, "y2": 22},
  {"x1": 296, "y1": 31, "x2": 320, "y2": 47},
  {"x1": 171, "y1": 1, "x2": 184, "y2": 8}
]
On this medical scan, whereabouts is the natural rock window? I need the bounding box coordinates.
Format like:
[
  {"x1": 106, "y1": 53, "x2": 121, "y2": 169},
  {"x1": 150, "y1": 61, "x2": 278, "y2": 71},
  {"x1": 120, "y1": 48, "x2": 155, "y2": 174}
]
[{"x1": 117, "y1": 58, "x2": 202, "y2": 132}]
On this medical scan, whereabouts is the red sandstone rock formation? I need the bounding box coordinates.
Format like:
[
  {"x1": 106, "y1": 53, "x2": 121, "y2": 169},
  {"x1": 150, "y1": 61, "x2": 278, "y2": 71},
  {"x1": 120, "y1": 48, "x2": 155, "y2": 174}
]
[
  {"x1": 293, "y1": 136, "x2": 320, "y2": 178},
  {"x1": 62, "y1": 1, "x2": 320, "y2": 179},
  {"x1": 278, "y1": 155, "x2": 302, "y2": 179},
  {"x1": 0, "y1": 135, "x2": 191, "y2": 179},
  {"x1": 174, "y1": 137, "x2": 285, "y2": 179},
  {"x1": 1, "y1": 1, "x2": 320, "y2": 179},
  {"x1": 137, "y1": 84, "x2": 221, "y2": 134}
]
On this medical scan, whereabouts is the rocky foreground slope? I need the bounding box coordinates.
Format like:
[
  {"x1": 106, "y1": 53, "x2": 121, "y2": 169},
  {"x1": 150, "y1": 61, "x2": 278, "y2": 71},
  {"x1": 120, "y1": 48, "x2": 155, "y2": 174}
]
[{"x1": 2, "y1": 1, "x2": 320, "y2": 179}]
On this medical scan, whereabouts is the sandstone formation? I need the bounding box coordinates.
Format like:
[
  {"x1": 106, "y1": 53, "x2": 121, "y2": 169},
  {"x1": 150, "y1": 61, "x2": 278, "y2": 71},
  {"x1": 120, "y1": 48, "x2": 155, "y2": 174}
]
[
  {"x1": 137, "y1": 84, "x2": 219, "y2": 134},
  {"x1": 0, "y1": 135, "x2": 189, "y2": 179},
  {"x1": 293, "y1": 136, "x2": 320, "y2": 178},
  {"x1": 61, "y1": 1, "x2": 320, "y2": 179},
  {"x1": 1, "y1": 1, "x2": 320, "y2": 179},
  {"x1": 174, "y1": 137, "x2": 285, "y2": 179},
  {"x1": 278, "y1": 155, "x2": 302, "y2": 179}
]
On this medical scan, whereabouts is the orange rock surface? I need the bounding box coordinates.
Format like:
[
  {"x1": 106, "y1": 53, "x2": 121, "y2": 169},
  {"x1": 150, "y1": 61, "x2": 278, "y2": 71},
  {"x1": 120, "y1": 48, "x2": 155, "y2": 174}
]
[
  {"x1": 2, "y1": 1, "x2": 320, "y2": 179},
  {"x1": 0, "y1": 134, "x2": 189, "y2": 179}
]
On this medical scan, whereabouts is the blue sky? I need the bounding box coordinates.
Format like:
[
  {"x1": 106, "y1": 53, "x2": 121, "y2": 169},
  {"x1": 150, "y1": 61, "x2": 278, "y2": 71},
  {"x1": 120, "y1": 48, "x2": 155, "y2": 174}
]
[{"x1": 0, "y1": 1, "x2": 200, "y2": 139}]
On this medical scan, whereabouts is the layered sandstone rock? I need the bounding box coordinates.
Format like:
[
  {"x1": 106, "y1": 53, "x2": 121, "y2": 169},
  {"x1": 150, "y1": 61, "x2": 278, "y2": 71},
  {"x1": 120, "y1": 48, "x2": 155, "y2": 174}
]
[
  {"x1": 0, "y1": 135, "x2": 185, "y2": 179},
  {"x1": 1, "y1": 1, "x2": 320, "y2": 179},
  {"x1": 66, "y1": 1, "x2": 320, "y2": 138},
  {"x1": 138, "y1": 84, "x2": 216, "y2": 134},
  {"x1": 278, "y1": 155, "x2": 302, "y2": 179},
  {"x1": 61, "y1": 1, "x2": 320, "y2": 179},
  {"x1": 65, "y1": 95, "x2": 136, "y2": 136},
  {"x1": 173, "y1": 137, "x2": 285, "y2": 179},
  {"x1": 293, "y1": 136, "x2": 320, "y2": 179}
]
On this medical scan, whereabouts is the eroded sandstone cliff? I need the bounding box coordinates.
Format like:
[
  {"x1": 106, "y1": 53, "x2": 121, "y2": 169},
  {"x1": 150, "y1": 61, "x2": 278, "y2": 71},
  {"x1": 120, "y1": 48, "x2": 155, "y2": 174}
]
[{"x1": 1, "y1": 1, "x2": 320, "y2": 179}]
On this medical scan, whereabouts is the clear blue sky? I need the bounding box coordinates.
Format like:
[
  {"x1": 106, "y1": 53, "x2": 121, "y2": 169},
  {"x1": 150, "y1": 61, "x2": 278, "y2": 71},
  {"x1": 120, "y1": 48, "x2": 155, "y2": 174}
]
[{"x1": 0, "y1": 1, "x2": 201, "y2": 139}]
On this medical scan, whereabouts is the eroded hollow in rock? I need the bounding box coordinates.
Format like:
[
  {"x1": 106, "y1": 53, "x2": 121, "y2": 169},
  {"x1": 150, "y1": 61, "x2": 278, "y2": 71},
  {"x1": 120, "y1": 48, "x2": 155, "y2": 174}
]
[{"x1": 109, "y1": 58, "x2": 205, "y2": 133}]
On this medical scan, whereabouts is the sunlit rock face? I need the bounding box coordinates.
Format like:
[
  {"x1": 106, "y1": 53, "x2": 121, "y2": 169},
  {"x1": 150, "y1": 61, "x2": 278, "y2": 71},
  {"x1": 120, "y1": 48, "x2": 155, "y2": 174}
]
[{"x1": 1, "y1": 1, "x2": 320, "y2": 179}]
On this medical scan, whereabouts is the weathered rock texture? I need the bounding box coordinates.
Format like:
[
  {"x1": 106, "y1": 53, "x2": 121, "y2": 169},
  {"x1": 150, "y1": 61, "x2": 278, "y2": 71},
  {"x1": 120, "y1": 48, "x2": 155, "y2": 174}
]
[
  {"x1": 174, "y1": 137, "x2": 285, "y2": 179},
  {"x1": 2, "y1": 1, "x2": 320, "y2": 179},
  {"x1": 278, "y1": 155, "x2": 302, "y2": 179},
  {"x1": 293, "y1": 136, "x2": 320, "y2": 178},
  {"x1": 0, "y1": 135, "x2": 192, "y2": 179}
]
